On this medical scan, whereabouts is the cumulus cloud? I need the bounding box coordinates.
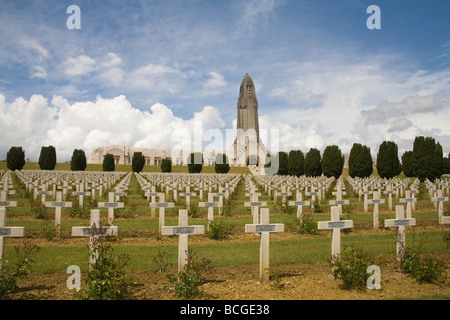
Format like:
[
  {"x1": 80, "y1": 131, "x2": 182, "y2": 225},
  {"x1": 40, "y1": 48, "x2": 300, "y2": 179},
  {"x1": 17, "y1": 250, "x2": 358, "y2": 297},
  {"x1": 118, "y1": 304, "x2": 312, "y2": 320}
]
[
  {"x1": 204, "y1": 72, "x2": 226, "y2": 88},
  {"x1": 64, "y1": 55, "x2": 97, "y2": 76},
  {"x1": 0, "y1": 94, "x2": 227, "y2": 162}
]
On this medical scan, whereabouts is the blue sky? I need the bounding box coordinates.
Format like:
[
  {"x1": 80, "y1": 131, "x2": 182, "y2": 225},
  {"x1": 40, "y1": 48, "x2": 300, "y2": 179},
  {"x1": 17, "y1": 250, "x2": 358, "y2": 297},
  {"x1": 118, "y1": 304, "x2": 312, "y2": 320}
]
[{"x1": 0, "y1": 0, "x2": 449, "y2": 162}]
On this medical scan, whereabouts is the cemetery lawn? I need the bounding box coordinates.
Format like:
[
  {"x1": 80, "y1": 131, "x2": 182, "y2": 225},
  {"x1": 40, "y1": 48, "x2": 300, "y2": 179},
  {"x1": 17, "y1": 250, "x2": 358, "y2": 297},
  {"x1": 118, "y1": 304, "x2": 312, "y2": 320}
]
[{"x1": 1, "y1": 167, "x2": 449, "y2": 300}]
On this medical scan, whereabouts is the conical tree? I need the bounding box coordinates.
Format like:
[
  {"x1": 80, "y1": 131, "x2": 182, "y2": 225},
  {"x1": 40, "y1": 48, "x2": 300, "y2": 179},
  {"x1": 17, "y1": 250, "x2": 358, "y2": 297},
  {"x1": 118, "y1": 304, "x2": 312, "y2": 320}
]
[
  {"x1": 71, "y1": 149, "x2": 87, "y2": 171},
  {"x1": 277, "y1": 151, "x2": 289, "y2": 175},
  {"x1": 376, "y1": 141, "x2": 401, "y2": 179},
  {"x1": 131, "y1": 152, "x2": 145, "y2": 173},
  {"x1": 304, "y1": 148, "x2": 322, "y2": 177},
  {"x1": 322, "y1": 145, "x2": 344, "y2": 179},
  {"x1": 413, "y1": 136, "x2": 443, "y2": 181},
  {"x1": 287, "y1": 150, "x2": 304, "y2": 177},
  {"x1": 102, "y1": 154, "x2": 115, "y2": 172},
  {"x1": 38, "y1": 146, "x2": 57, "y2": 170},
  {"x1": 401, "y1": 151, "x2": 415, "y2": 177},
  {"x1": 348, "y1": 143, "x2": 373, "y2": 178},
  {"x1": 6, "y1": 146, "x2": 26, "y2": 171}
]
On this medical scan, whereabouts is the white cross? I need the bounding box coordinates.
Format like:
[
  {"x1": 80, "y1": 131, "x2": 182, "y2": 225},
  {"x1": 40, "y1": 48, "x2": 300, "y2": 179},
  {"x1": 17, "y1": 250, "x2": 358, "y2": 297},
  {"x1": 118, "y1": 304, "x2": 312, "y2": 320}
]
[
  {"x1": 73, "y1": 183, "x2": 91, "y2": 208},
  {"x1": 0, "y1": 191, "x2": 18, "y2": 209},
  {"x1": 244, "y1": 196, "x2": 267, "y2": 225},
  {"x1": 149, "y1": 193, "x2": 174, "y2": 233},
  {"x1": 399, "y1": 190, "x2": 417, "y2": 219},
  {"x1": 432, "y1": 190, "x2": 449, "y2": 224},
  {"x1": 361, "y1": 187, "x2": 373, "y2": 213},
  {"x1": 199, "y1": 193, "x2": 223, "y2": 228},
  {"x1": 318, "y1": 206, "x2": 353, "y2": 261},
  {"x1": 72, "y1": 209, "x2": 118, "y2": 266},
  {"x1": 289, "y1": 191, "x2": 310, "y2": 222},
  {"x1": 383, "y1": 184, "x2": 394, "y2": 211},
  {"x1": 384, "y1": 205, "x2": 416, "y2": 260},
  {"x1": 367, "y1": 193, "x2": 385, "y2": 229},
  {"x1": 179, "y1": 185, "x2": 197, "y2": 209},
  {"x1": 45, "y1": 191, "x2": 72, "y2": 236},
  {"x1": 98, "y1": 192, "x2": 124, "y2": 225},
  {"x1": 161, "y1": 209, "x2": 205, "y2": 272},
  {"x1": 245, "y1": 208, "x2": 284, "y2": 282},
  {"x1": 329, "y1": 188, "x2": 349, "y2": 218},
  {"x1": 0, "y1": 207, "x2": 25, "y2": 268}
]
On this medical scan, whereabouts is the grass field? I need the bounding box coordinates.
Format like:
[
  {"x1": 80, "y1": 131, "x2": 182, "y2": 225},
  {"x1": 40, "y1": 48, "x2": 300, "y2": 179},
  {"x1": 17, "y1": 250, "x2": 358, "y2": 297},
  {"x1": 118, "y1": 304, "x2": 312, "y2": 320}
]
[{"x1": 1, "y1": 164, "x2": 449, "y2": 300}]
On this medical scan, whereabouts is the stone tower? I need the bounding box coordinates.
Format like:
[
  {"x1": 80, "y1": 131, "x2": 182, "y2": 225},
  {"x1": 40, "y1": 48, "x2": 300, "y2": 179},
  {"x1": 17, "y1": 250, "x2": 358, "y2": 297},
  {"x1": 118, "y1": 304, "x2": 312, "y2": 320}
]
[{"x1": 233, "y1": 73, "x2": 266, "y2": 167}]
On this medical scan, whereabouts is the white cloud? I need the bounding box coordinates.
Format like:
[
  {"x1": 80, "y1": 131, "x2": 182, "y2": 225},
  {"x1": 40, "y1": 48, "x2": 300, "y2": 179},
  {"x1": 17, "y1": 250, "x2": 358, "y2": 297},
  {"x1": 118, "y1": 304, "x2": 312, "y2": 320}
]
[
  {"x1": 0, "y1": 94, "x2": 227, "y2": 162},
  {"x1": 204, "y1": 72, "x2": 226, "y2": 88},
  {"x1": 64, "y1": 55, "x2": 97, "y2": 76},
  {"x1": 30, "y1": 65, "x2": 47, "y2": 79}
]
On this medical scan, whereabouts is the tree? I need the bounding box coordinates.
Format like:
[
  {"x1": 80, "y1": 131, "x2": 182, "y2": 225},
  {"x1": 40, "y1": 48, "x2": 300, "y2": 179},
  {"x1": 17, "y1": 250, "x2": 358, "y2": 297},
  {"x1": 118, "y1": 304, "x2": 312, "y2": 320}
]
[
  {"x1": 322, "y1": 145, "x2": 345, "y2": 179},
  {"x1": 102, "y1": 154, "x2": 115, "y2": 172},
  {"x1": 443, "y1": 152, "x2": 450, "y2": 175},
  {"x1": 131, "y1": 152, "x2": 145, "y2": 173},
  {"x1": 413, "y1": 136, "x2": 443, "y2": 181},
  {"x1": 376, "y1": 141, "x2": 401, "y2": 179},
  {"x1": 6, "y1": 146, "x2": 26, "y2": 171},
  {"x1": 401, "y1": 151, "x2": 415, "y2": 177},
  {"x1": 161, "y1": 158, "x2": 172, "y2": 173},
  {"x1": 287, "y1": 150, "x2": 304, "y2": 177},
  {"x1": 187, "y1": 152, "x2": 203, "y2": 173},
  {"x1": 214, "y1": 153, "x2": 230, "y2": 174},
  {"x1": 348, "y1": 143, "x2": 373, "y2": 178},
  {"x1": 71, "y1": 149, "x2": 87, "y2": 171},
  {"x1": 276, "y1": 152, "x2": 289, "y2": 175},
  {"x1": 38, "y1": 146, "x2": 57, "y2": 170},
  {"x1": 304, "y1": 148, "x2": 322, "y2": 177}
]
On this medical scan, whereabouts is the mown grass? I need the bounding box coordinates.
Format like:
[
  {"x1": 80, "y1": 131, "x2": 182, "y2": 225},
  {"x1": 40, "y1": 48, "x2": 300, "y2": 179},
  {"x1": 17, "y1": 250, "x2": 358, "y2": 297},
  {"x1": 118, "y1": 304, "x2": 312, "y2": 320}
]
[{"x1": 3, "y1": 230, "x2": 447, "y2": 273}]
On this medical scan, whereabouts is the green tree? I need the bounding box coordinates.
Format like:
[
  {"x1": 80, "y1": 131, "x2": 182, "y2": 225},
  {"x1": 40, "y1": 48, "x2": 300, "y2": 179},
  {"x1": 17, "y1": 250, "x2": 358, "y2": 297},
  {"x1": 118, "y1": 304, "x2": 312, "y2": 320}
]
[
  {"x1": 348, "y1": 143, "x2": 373, "y2": 178},
  {"x1": 322, "y1": 145, "x2": 345, "y2": 178},
  {"x1": 188, "y1": 152, "x2": 203, "y2": 173},
  {"x1": 287, "y1": 150, "x2": 304, "y2": 177},
  {"x1": 401, "y1": 151, "x2": 415, "y2": 177},
  {"x1": 161, "y1": 158, "x2": 172, "y2": 173},
  {"x1": 6, "y1": 146, "x2": 26, "y2": 171},
  {"x1": 376, "y1": 141, "x2": 401, "y2": 179},
  {"x1": 443, "y1": 153, "x2": 450, "y2": 175},
  {"x1": 71, "y1": 149, "x2": 87, "y2": 171},
  {"x1": 413, "y1": 136, "x2": 443, "y2": 181},
  {"x1": 38, "y1": 146, "x2": 57, "y2": 170},
  {"x1": 277, "y1": 151, "x2": 289, "y2": 175},
  {"x1": 304, "y1": 148, "x2": 322, "y2": 177},
  {"x1": 131, "y1": 152, "x2": 145, "y2": 173},
  {"x1": 102, "y1": 154, "x2": 115, "y2": 172},
  {"x1": 214, "y1": 153, "x2": 230, "y2": 174}
]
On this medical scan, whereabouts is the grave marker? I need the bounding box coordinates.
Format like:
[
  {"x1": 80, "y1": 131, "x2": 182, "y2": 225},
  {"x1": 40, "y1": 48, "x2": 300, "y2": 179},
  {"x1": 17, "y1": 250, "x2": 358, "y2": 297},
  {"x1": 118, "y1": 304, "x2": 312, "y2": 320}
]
[
  {"x1": 149, "y1": 193, "x2": 174, "y2": 233},
  {"x1": 318, "y1": 206, "x2": 353, "y2": 261},
  {"x1": 0, "y1": 207, "x2": 25, "y2": 268},
  {"x1": 432, "y1": 190, "x2": 449, "y2": 224},
  {"x1": 245, "y1": 208, "x2": 284, "y2": 282},
  {"x1": 45, "y1": 191, "x2": 72, "y2": 237},
  {"x1": 72, "y1": 209, "x2": 118, "y2": 266},
  {"x1": 161, "y1": 210, "x2": 205, "y2": 272},
  {"x1": 384, "y1": 205, "x2": 416, "y2": 259},
  {"x1": 199, "y1": 193, "x2": 223, "y2": 228},
  {"x1": 98, "y1": 192, "x2": 124, "y2": 225}
]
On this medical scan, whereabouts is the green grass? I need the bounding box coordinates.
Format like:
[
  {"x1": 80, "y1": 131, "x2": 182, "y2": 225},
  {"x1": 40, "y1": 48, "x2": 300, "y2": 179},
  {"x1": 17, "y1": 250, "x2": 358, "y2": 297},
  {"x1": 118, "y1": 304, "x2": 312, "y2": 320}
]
[{"x1": 3, "y1": 230, "x2": 447, "y2": 273}]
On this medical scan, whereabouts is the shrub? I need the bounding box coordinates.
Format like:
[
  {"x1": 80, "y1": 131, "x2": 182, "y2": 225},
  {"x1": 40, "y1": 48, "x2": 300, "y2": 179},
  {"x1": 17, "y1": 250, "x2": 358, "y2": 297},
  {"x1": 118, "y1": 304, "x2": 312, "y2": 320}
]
[
  {"x1": 71, "y1": 149, "x2": 87, "y2": 171},
  {"x1": 400, "y1": 252, "x2": 446, "y2": 283},
  {"x1": 287, "y1": 150, "x2": 304, "y2": 177},
  {"x1": 330, "y1": 245, "x2": 378, "y2": 290},
  {"x1": 295, "y1": 214, "x2": 319, "y2": 235},
  {"x1": 161, "y1": 158, "x2": 172, "y2": 173},
  {"x1": 304, "y1": 148, "x2": 322, "y2": 177},
  {"x1": 38, "y1": 146, "x2": 57, "y2": 170},
  {"x1": 0, "y1": 240, "x2": 40, "y2": 300},
  {"x1": 348, "y1": 143, "x2": 373, "y2": 178},
  {"x1": 206, "y1": 220, "x2": 232, "y2": 240},
  {"x1": 131, "y1": 152, "x2": 145, "y2": 173},
  {"x1": 74, "y1": 229, "x2": 132, "y2": 300},
  {"x1": 187, "y1": 152, "x2": 203, "y2": 173},
  {"x1": 102, "y1": 154, "x2": 115, "y2": 172},
  {"x1": 166, "y1": 250, "x2": 212, "y2": 299},
  {"x1": 214, "y1": 153, "x2": 229, "y2": 174},
  {"x1": 276, "y1": 151, "x2": 289, "y2": 175},
  {"x1": 412, "y1": 136, "x2": 443, "y2": 182},
  {"x1": 322, "y1": 145, "x2": 345, "y2": 179},
  {"x1": 6, "y1": 146, "x2": 26, "y2": 171},
  {"x1": 376, "y1": 141, "x2": 401, "y2": 179}
]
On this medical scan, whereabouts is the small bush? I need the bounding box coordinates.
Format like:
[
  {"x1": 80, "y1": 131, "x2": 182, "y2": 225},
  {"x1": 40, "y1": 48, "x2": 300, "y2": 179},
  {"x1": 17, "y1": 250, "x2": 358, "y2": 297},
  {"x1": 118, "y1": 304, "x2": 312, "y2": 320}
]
[
  {"x1": 400, "y1": 252, "x2": 446, "y2": 283},
  {"x1": 330, "y1": 245, "x2": 378, "y2": 290},
  {"x1": 0, "y1": 240, "x2": 40, "y2": 300},
  {"x1": 206, "y1": 220, "x2": 232, "y2": 240},
  {"x1": 166, "y1": 250, "x2": 212, "y2": 298},
  {"x1": 74, "y1": 227, "x2": 132, "y2": 300},
  {"x1": 154, "y1": 251, "x2": 174, "y2": 273},
  {"x1": 295, "y1": 215, "x2": 319, "y2": 235}
]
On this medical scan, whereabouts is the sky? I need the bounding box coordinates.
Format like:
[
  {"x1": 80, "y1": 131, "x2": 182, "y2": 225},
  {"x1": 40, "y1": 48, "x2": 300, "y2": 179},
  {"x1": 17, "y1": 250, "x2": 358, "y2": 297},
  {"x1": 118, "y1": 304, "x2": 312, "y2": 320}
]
[{"x1": 0, "y1": 0, "x2": 449, "y2": 162}]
